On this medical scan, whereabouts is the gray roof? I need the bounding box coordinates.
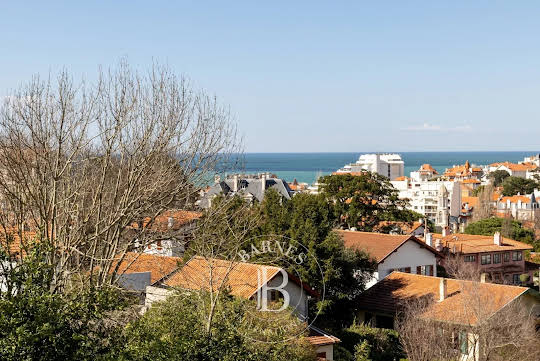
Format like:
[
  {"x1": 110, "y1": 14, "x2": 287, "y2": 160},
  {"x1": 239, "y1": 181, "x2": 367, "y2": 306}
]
[{"x1": 198, "y1": 177, "x2": 293, "y2": 208}]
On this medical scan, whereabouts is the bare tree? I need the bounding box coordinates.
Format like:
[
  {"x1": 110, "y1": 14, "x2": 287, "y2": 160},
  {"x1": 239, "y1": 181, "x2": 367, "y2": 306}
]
[
  {"x1": 473, "y1": 185, "x2": 494, "y2": 222},
  {"x1": 396, "y1": 280, "x2": 539, "y2": 361},
  {"x1": 0, "y1": 60, "x2": 241, "y2": 292}
]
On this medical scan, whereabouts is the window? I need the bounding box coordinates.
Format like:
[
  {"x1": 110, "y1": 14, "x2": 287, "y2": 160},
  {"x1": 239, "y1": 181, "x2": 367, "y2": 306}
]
[
  {"x1": 481, "y1": 254, "x2": 491, "y2": 265},
  {"x1": 512, "y1": 251, "x2": 522, "y2": 261},
  {"x1": 316, "y1": 352, "x2": 327, "y2": 359},
  {"x1": 503, "y1": 252, "x2": 510, "y2": 262},
  {"x1": 398, "y1": 267, "x2": 411, "y2": 273},
  {"x1": 493, "y1": 253, "x2": 501, "y2": 264},
  {"x1": 459, "y1": 331, "x2": 469, "y2": 355},
  {"x1": 464, "y1": 255, "x2": 476, "y2": 262},
  {"x1": 417, "y1": 265, "x2": 434, "y2": 276},
  {"x1": 512, "y1": 274, "x2": 520, "y2": 285}
]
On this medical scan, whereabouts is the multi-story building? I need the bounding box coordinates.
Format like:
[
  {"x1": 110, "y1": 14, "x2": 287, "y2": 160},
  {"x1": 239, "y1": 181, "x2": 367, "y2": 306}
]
[
  {"x1": 335, "y1": 153, "x2": 404, "y2": 180},
  {"x1": 391, "y1": 178, "x2": 462, "y2": 228},
  {"x1": 495, "y1": 193, "x2": 539, "y2": 221},
  {"x1": 430, "y1": 232, "x2": 534, "y2": 285},
  {"x1": 198, "y1": 173, "x2": 293, "y2": 208},
  {"x1": 443, "y1": 161, "x2": 483, "y2": 181},
  {"x1": 486, "y1": 161, "x2": 537, "y2": 179},
  {"x1": 409, "y1": 163, "x2": 438, "y2": 182}
]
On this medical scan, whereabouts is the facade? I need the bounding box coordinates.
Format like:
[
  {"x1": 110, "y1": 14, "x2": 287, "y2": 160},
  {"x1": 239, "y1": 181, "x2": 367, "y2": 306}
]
[
  {"x1": 410, "y1": 163, "x2": 438, "y2": 182},
  {"x1": 495, "y1": 194, "x2": 539, "y2": 221},
  {"x1": 338, "y1": 230, "x2": 441, "y2": 288},
  {"x1": 428, "y1": 232, "x2": 534, "y2": 285},
  {"x1": 487, "y1": 161, "x2": 537, "y2": 179},
  {"x1": 198, "y1": 173, "x2": 293, "y2": 208},
  {"x1": 356, "y1": 272, "x2": 540, "y2": 360},
  {"x1": 335, "y1": 153, "x2": 404, "y2": 180},
  {"x1": 391, "y1": 178, "x2": 462, "y2": 228}
]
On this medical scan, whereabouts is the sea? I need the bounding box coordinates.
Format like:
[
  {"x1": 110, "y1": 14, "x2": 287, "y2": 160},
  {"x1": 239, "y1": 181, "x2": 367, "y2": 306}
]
[{"x1": 230, "y1": 152, "x2": 538, "y2": 184}]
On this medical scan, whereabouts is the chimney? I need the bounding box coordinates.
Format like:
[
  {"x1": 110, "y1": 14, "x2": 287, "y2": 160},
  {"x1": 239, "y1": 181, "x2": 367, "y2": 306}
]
[
  {"x1": 439, "y1": 278, "x2": 447, "y2": 302},
  {"x1": 426, "y1": 233, "x2": 433, "y2": 247},
  {"x1": 480, "y1": 273, "x2": 487, "y2": 283},
  {"x1": 494, "y1": 232, "x2": 502, "y2": 246},
  {"x1": 442, "y1": 227, "x2": 448, "y2": 237},
  {"x1": 261, "y1": 173, "x2": 267, "y2": 194},
  {"x1": 232, "y1": 174, "x2": 239, "y2": 192},
  {"x1": 435, "y1": 239, "x2": 443, "y2": 252}
]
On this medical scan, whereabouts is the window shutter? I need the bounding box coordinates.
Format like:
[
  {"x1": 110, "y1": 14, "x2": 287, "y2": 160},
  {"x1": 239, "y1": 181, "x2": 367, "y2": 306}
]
[
  {"x1": 417, "y1": 266, "x2": 421, "y2": 274},
  {"x1": 429, "y1": 265, "x2": 434, "y2": 276}
]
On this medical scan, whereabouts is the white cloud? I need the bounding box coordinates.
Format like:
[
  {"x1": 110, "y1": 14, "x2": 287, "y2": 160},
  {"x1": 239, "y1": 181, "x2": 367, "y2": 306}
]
[{"x1": 402, "y1": 123, "x2": 472, "y2": 132}]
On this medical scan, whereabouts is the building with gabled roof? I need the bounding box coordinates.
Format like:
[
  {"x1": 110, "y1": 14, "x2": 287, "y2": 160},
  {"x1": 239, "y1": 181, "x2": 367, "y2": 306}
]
[
  {"x1": 337, "y1": 230, "x2": 442, "y2": 288},
  {"x1": 426, "y1": 232, "x2": 534, "y2": 285},
  {"x1": 198, "y1": 173, "x2": 293, "y2": 208}
]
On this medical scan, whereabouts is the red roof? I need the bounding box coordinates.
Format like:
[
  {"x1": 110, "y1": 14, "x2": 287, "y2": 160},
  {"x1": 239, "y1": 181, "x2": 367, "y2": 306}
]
[
  {"x1": 110, "y1": 252, "x2": 182, "y2": 284},
  {"x1": 337, "y1": 230, "x2": 442, "y2": 263}
]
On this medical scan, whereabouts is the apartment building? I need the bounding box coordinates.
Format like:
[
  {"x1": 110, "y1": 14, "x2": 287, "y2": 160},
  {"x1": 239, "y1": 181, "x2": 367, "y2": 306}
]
[{"x1": 335, "y1": 153, "x2": 404, "y2": 180}]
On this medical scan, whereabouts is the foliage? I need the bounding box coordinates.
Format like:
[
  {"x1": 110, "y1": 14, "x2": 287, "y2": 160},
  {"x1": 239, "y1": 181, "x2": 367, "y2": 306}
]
[
  {"x1": 501, "y1": 176, "x2": 539, "y2": 196},
  {"x1": 488, "y1": 170, "x2": 510, "y2": 186},
  {"x1": 464, "y1": 217, "x2": 536, "y2": 248},
  {"x1": 472, "y1": 185, "x2": 485, "y2": 196},
  {"x1": 319, "y1": 173, "x2": 411, "y2": 231},
  {"x1": 337, "y1": 323, "x2": 404, "y2": 361},
  {"x1": 121, "y1": 291, "x2": 316, "y2": 361},
  {"x1": 253, "y1": 190, "x2": 376, "y2": 330},
  {"x1": 0, "y1": 241, "x2": 131, "y2": 361}
]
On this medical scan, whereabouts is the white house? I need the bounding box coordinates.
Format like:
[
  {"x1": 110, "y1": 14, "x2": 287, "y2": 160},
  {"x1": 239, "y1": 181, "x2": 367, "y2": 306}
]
[
  {"x1": 338, "y1": 230, "x2": 441, "y2": 288},
  {"x1": 391, "y1": 178, "x2": 462, "y2": 228},
  {"x1": 335, "y1": 153, "x2": 405, "y2": 180}
]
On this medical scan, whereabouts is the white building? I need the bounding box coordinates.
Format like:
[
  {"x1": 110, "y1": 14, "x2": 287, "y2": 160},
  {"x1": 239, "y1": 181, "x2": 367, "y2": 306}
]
[
  {"x1": 523, "y1": 153, "x2": 540, "y2": 167},
  {"x1": 391, "y1": 178, "x2": 461, "y2": 228},
  {"x1": 338, "y1": 230, "x2": 441, "y2": 289},
  {"x1": 335, "y1": 153, "x2": 405, "y2": 180}
]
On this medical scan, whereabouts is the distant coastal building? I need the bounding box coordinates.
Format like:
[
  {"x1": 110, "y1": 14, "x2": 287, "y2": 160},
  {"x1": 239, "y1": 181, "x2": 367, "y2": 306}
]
[
  {"x1": 335, "y1": 153, "x2": 404, "y2": 180},
  {"x1": 442, "y1": 160, "x2": 483, "y2": 181},
  {"x1": 487, "y1": 161, "x2": 537, "y2": 179},
  {"x1": 410, "y1": 163, "x2": 439, "y2": 182},
  {"x1": 197, "y1": 173, "x2": 293, "y2": 208},
  {"x1": 391, "y1": 176, "x2": 462, "y2": 229},
  {"x1": 523, "y1": 153, "x2": 540, "y2": 167}
]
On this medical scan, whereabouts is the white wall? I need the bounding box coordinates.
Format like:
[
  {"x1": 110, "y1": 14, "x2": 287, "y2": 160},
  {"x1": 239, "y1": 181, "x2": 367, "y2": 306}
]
[
  {"x1": 266, "y1": 272, "x2": 310, "y2": 321},
  {"x1": 377, "y1": 240, "x2": 437, "y2": 279},
  {"x1": 316, "y1": 344, "x2": 334, "y2": 361}
]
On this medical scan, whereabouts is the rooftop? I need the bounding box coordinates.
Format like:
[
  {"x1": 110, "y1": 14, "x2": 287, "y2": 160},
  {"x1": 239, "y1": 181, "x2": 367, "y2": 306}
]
[
  {"x1": 337, "y1": 230, "x2": 441, "y2": 263},
  {"x1": 110, "y1": 252, "x2": 182, "y2": 284},
  {"x1": 429, "y1": 233, "x2": 533, "y2": 254},
  {"x1": 356, "y1": 272, "x2": 530, "y2": 326}
]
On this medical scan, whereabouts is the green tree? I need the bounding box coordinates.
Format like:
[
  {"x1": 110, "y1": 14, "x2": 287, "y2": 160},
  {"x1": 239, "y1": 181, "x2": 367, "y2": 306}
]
[
  {"x1": 254, "y1": 190, "x2": 375, "y2": 330},
  {"x1": 319, "y1": 173, "x2": 410, "y2": 231},
  {"x1": 121, "y1": 291, "x2": 317, "y2": 361},
  {"x1": 338, "y1": 323, "x2": 404, "y2": 361},
  {"x1": 0, "y1": 240, "x2": 130, "y2": 361},
  {"x1": 488, "y1": 170, "x2": 511, "y2": 186},
  {"x1": 464, "y1": 217, "x2": 537, "y2": 250},
  {"x1": 501, "y1": 176, "x2": 538, "y2": 196}
]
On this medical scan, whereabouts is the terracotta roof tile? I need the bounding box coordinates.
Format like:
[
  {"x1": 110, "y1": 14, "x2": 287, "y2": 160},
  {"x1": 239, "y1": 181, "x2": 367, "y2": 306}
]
[
  {"x1": 357, "y1": 272, "x2": 528, "y2": 326},
  {"x1": 420, "y1": 164, "x2": 438, "y2": 174},
  {"x1": 500, "y1": 195, "x2": 533, "y2": 204},
  {"x1": 164, "y1": 256, "x2": 286, "y2": 299},
  {"x1": 130, "y1": 210, "x2": 202, "y2": 232},
  {"x1": 462, "y1": 196, "x2": 479, "y2": 208},
  {"x1": 110, "y1": 252, "x2": 182, "y2": 284},
  {"x1": 429, "y1": 233, "x2": 533, "y2": 254},
  {"x1": 338, "y1": 230, "x2": 441, "y2": 263}
]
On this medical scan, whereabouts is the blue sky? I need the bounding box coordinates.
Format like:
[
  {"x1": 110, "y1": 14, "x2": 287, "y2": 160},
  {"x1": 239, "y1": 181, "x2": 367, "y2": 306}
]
[{"x1": 1, "y1": 1, "x2": 539, "y2": 152}]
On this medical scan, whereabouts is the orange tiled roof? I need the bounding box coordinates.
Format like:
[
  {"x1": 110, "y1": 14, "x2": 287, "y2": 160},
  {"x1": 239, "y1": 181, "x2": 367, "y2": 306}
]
[
  {"x1": 394, "y1": 176, "x2": 409, "y2": 181},
  {"x1": 110, "y1": 252, "x2": 182, "y2": 284},
  {"x1": 429, "y1": 233, "x2": 533, "y2": 254},
  {"x1": 357, "y1": 272, "x2": 528, "y2": 326},
  {"x1": 163, "y1": 256, "x2": 317, "y2": 299},
  {"x1": 462, "y1": 196, "x2": 479, "y2": 208},
  {"x1": 130, "y1": 210, "x2": 202, "y2": 232},
  {"x1": 420, "y1": 164, "x2": 438, "y2": 174},
  {"x1": 499, "y1": 195, "x2": 533, "y2": 204},
  {"x1": 490, "y1": 162, "x2": 537, "y2": 172},
  {"x1": 338, "y1": 230, "x2": 441, "y2": 263},
  {"x1": 462, "y1": 179, "x2": 481, "y2": 184},
  {"x1": 0, "y1": 229, "x2": 38, "y2": 257}
]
